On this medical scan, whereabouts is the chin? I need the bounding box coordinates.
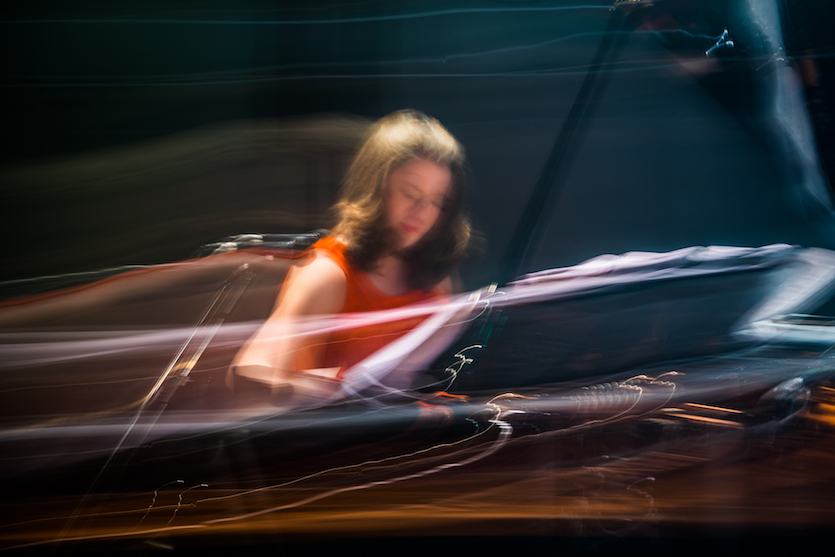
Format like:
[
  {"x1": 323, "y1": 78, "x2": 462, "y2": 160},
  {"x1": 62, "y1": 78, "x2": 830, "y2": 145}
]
[{"x1": 395, "y1": 231, "x2": 419, "y2": 249}]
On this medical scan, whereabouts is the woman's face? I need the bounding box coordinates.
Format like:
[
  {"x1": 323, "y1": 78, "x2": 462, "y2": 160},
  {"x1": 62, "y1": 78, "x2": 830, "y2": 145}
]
[{"x1": 386, "y1": 158, "x2": 452, "y2": 251}]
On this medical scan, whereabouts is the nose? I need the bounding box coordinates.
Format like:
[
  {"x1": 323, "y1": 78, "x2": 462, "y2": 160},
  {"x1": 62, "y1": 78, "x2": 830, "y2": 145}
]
[{"x1": 413, "y1": 197, "x2": 431, "y2": 211}]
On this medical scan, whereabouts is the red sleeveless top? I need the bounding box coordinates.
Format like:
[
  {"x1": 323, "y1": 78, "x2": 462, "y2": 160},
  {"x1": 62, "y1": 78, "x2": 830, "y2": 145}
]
[{"x1": 308, "y1": 237, "x2": 445, "y2": 376}]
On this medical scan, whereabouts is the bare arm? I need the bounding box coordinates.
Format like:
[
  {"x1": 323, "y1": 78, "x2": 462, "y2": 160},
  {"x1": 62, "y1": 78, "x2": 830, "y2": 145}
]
[{"x1": 230, "y1": 252, "x2": 347, "y2": 391}]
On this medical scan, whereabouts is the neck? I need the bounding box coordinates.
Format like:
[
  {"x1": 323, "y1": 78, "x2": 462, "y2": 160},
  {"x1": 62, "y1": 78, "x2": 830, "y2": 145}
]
[
  {"x1": 366, "y1": 253, "x2": 416, "y2": 296},
  {"x1": 374, "y1": 253, "x2": 406, "y2": 278}
]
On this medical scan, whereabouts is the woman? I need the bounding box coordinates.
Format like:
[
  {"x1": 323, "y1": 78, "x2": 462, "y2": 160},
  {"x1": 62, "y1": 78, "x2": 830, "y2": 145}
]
[{"x1": 230, "y1": 110, "x2": 471, "y2": 403}]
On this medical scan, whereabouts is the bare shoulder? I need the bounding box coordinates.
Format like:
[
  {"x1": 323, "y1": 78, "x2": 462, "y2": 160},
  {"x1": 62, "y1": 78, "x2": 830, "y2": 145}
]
[{"x1": 277, "y1": 252, "x2": 348, "y2": 316}]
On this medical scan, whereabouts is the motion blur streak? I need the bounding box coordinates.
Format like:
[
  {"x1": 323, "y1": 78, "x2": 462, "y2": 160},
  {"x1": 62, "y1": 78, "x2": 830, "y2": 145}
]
[
  {"x1": 3, "y1": 0, "x2": 835, "y2": 552},
  {"x1": 3, "y1": 402, "x2": 514, "y2": 548},
  {"x1": 203, "y1": 406, "x2": 511, "y2": 525},
  {"x1": 4, "y1": 380, "x2": 835, "y2": 548},
  {"x1": 0, "y1": 27, "x2": 738, "y2": 89},
  {"x1": 0, "y1": 5, "x2": 610, "y2": 26}
]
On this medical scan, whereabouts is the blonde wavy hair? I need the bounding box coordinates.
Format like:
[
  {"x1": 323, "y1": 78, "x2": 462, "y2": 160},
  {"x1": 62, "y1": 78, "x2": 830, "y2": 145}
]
[{"x1": 331, "y1": 109, "x2": 471, "y2": 290}]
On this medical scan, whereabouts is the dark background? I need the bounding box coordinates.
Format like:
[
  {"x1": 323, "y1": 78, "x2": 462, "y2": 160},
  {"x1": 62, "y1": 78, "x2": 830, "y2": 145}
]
[{"x1": 2, "y1": 0, "x2": 835, "y2": 291}]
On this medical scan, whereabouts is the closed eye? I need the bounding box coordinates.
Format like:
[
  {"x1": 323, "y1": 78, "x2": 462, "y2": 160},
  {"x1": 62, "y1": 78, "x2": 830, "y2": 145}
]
[{"x1": 400, "y1": 186, "x2": 419, "y2": 200}]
